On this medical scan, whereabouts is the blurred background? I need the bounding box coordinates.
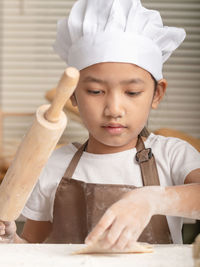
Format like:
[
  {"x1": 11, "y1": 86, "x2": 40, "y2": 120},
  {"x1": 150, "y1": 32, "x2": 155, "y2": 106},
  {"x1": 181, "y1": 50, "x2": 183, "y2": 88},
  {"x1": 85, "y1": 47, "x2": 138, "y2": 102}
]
[{"x1": 0, "y1": 0, "x2": 200, "y2": 243}]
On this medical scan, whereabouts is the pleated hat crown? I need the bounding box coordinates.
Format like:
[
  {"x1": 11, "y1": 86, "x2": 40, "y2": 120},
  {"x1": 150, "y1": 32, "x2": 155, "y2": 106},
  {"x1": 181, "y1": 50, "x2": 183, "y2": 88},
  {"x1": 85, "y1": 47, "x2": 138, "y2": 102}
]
[{"x1": 54, "y1": 0, "x2": 186, "y2": 80}]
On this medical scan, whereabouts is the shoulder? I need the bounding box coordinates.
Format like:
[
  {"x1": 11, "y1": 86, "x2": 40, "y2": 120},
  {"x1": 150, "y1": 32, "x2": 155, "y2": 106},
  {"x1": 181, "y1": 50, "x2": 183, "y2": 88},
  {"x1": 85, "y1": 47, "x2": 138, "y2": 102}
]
[
  {"x1": 37, "y1": 143, "x2": 78, "y2": 197},
  {"x1": 47, "y1": 143, "x2": 77, "y2": 167},
  {"x1": 148, "y1": 132, "x2": 183, "y2": 145},
  {"x1": 22, "y1": 143, "x2": 79, "y2": 221},
  {"x1": 147, "y1": 132, "x2": 200, "y2": 168},
  {"x1": 148, "y1": 133, "x2": 200, "y2": 184},
  {"x1": 147, "y1": 133, "x2": 199, "y2": 154}
]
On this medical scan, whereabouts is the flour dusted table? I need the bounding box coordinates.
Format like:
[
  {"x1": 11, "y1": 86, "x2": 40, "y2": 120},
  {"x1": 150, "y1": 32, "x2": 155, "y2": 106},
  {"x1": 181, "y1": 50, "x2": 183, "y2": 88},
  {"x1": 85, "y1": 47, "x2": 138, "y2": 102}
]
[{"x1": 0, "y1": 244, "x2": 193, "y2": 267}]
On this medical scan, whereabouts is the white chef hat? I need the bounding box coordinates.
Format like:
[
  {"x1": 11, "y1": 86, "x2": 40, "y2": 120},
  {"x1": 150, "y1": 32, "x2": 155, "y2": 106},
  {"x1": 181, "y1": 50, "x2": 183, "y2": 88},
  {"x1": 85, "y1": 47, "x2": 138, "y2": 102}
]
[{"x1": 54, "y1": 0, "x2": 186, "y2": 81}]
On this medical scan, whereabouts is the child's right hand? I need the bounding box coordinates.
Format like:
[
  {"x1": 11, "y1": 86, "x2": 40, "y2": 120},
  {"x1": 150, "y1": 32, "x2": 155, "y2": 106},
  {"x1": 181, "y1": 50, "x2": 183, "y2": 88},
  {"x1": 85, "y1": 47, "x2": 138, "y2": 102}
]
[{"x1": 0, "y1": 221, "x2": 17, "y2": 243}]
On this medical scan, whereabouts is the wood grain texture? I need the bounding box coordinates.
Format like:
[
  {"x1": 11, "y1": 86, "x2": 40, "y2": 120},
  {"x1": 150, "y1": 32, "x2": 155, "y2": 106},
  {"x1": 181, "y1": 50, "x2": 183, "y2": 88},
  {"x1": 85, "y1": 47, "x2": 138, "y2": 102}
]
[
  {"x1": 0, "y1": 67, "x2": 80, "y2": 221},
  {"x1": 0, "y1": 105, "x2": 67, "y2": 221}
]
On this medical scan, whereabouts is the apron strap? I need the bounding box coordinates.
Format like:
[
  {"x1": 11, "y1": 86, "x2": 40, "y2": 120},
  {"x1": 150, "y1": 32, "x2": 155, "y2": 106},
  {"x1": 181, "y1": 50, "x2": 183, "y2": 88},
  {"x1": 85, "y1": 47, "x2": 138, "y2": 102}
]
[
  {"x1": 58, "y1": 134, "x2": 173, "y2": 244},
  {"x1": 64, "y1": 135, "x2": 158, "y2": 183},
  {"x1": 135, "y1": 135, "x2": 173, "y2": 243},
  {"x1": 63, "y1": 141, "x2": 88, "y2": 178},
  {"x1": 64, "y1": 126, "x2": 151, "y2": 179},
  {"x1": 135, "y1": 135, "x2": 160, "y2": 186},
  {"x1": 64, "y1": 135, "x2": 164, "y2": 188}
]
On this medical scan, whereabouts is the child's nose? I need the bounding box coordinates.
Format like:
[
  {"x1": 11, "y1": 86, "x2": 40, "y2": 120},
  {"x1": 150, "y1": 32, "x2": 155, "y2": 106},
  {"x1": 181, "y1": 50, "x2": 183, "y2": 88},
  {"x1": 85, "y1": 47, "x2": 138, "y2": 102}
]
[{"x1": 104, "y1": 95, "x2": 125, "y2": 118}]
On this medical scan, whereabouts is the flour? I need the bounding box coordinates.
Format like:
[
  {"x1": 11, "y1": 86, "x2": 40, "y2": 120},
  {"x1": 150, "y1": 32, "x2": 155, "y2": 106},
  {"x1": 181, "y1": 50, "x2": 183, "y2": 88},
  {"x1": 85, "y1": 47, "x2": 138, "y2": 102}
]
[
  {"x1": 73, "y1": 242, "x2": 153, "y2": 254},
  {"x1": 145, "y1": 185, "x2": 200, "y2": 220},
  {"x1": 0, "y1": 244, "x2": 193, "y2": 267}
]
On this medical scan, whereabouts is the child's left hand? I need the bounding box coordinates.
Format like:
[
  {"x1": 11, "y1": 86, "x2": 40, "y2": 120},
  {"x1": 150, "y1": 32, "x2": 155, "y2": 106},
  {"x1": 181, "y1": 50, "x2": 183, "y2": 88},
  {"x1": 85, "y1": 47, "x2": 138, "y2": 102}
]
[{"x1": 85, "y1": 187, "x2": 158, "y2": 250}]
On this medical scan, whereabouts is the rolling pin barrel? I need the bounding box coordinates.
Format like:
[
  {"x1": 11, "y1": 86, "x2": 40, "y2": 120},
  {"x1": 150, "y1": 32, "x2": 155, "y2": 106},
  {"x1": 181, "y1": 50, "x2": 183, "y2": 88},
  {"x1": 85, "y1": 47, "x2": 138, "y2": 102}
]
[{"x1": 0, "y1": 67, "x2": 79, "y2": 221}]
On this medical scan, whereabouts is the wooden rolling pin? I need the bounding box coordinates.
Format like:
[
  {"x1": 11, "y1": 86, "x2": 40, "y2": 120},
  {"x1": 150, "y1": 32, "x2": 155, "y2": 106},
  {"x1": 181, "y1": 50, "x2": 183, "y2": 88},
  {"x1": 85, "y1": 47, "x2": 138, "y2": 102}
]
[
  {"x1": 45, "y1": 88, "x2": 82, "y2": 123},
  {"x1": 0, "y1": 67, "x2": 80, "y2": 221}
]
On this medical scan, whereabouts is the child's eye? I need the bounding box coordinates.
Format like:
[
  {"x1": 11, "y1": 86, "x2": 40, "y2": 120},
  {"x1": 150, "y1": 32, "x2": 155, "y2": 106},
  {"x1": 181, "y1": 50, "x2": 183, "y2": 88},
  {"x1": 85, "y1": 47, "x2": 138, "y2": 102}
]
[
  {"x1": 126, "y1": 91, "x2": 141, "y2": 96},
  {"x1": 87, "y1": 89, "x2": 103, "y2": 95}
]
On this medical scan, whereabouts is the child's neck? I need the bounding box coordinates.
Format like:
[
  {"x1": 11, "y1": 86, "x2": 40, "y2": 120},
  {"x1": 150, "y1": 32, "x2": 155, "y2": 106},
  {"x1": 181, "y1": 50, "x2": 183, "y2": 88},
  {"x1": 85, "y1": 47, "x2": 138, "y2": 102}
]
[{"x1": 86, "y1": 136, "x2": 144, "y2": 154}]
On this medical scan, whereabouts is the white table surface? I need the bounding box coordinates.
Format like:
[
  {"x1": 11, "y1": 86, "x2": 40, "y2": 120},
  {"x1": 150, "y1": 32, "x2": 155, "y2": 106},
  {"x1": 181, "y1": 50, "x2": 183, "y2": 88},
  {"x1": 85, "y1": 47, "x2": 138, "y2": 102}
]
[{"x1": 0, "y1": 244, "x2": 193, "y2": 267}]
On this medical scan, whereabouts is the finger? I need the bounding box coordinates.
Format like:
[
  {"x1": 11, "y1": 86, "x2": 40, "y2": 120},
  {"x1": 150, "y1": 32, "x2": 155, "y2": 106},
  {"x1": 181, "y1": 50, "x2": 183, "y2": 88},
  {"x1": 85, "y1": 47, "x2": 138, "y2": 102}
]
[
  {"x1": 0, "y1": 222, "x2": 5, "y2": 230},
  {"x1": 0, "y1": 236, "x2": 13, "y2": 243},
  {"x1": 5, "y1": 222, "x2": 16, "y2": 236},
  {"x1": 130, "y1": 232, "x2": 142, "y2": 244},
  {"x1": 112, "y1": 226, "x2": 134, "y2": 251},
  {"x1": 3, "y1": 221, "x2": 11, "y2": 227},
  {"x1": 129, "y1": 224, "x2": 145, "y2": 244},
  {"x1": 126, "y1": 238, "x2": 139, "y2": 251},
  {"x1": 85, "y1": 209, "x2": 115, "y2": 245},
  {"x1": 100, "y1": 219, "x2": 126, "y2": 249},
  {"x1": 0, "y1": 229, "x2": 6, "y2": 235}
]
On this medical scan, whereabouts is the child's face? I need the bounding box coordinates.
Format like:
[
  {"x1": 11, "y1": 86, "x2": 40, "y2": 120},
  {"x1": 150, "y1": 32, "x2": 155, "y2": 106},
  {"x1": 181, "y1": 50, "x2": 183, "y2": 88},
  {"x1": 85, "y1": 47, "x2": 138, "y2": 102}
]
[{"x1": 71, "y1": 62, "x2": 166, "y2": 152}]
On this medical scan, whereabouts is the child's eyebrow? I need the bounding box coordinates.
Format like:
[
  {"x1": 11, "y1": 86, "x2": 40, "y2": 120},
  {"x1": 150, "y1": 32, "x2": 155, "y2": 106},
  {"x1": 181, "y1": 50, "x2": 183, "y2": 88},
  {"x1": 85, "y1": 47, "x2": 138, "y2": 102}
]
[
  {"x1": 120, "y1": 78, "x2": 145, "y2": 85},
  {"x1": 82, "y1": 76, "x2": 144, "y2": 85},
  {"x1": 82, "y1": 76, "x2": 106, "y2": 84}
]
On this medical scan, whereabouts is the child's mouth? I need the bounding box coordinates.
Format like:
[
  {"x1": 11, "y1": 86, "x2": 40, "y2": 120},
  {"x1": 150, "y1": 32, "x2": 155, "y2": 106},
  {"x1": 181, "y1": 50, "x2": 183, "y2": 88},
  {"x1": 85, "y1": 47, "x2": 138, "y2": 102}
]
[{"x1": 102, "y1": 124, "x2": 127, "y2": 134}]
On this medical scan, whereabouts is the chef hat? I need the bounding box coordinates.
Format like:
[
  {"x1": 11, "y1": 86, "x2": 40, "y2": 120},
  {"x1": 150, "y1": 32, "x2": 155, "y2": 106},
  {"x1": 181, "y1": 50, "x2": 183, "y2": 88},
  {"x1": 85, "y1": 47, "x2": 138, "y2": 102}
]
[{"x1": 54, "y1": 0, "x2": 186, "y2": 80}]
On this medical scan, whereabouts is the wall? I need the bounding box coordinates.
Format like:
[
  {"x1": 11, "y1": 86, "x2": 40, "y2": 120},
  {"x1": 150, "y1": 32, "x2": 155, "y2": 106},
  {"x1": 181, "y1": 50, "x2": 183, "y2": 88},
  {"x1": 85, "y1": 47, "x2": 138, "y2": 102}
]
[{"x1": 0, "y1": 0, "x2": 200, "y2": 157}]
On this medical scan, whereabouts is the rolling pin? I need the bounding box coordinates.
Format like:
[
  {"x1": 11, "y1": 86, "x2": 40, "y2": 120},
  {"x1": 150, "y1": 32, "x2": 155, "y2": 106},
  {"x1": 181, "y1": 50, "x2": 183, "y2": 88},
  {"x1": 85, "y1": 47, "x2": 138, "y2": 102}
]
[{"x1": 0, "y1": 67, "x2": 80, "y2": 221}]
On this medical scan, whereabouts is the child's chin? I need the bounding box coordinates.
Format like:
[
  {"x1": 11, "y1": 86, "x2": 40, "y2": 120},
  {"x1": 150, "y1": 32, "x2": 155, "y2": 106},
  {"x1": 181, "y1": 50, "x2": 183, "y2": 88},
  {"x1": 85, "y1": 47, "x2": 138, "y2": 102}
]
[{"x1": 100, "y1": 138, "x2": 132, "y2": 148}]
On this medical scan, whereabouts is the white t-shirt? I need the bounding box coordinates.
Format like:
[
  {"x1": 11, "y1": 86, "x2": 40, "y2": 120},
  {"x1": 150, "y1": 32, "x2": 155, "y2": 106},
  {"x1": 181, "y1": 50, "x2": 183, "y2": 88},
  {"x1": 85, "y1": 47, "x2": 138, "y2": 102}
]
[{"x1": 22, "y1": 133, "x2": 200, "y2": 244}]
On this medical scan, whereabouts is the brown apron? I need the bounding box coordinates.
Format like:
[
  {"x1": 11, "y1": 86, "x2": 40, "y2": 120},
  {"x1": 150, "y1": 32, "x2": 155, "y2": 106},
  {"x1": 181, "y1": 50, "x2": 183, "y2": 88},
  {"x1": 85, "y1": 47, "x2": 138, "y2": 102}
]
[{"x1": 46, "y1": 135, "x2": 173, "y2": 244}]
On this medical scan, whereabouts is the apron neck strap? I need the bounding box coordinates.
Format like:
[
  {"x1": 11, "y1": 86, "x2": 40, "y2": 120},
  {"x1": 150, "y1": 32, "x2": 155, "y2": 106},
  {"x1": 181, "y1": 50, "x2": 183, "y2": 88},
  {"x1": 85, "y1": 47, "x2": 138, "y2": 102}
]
[
  {"x1": 63, "y1": 141, "x2": 88, "y2": 178},
  {"x1": 136, "y1": 135, "x2": 160, "y2": 186},
  {"x1": 64, "y1": 134, "x2": 159, "y2": 186},
  {"x1": 61, "y1": 134, "x2": 172, "y2": 244}
]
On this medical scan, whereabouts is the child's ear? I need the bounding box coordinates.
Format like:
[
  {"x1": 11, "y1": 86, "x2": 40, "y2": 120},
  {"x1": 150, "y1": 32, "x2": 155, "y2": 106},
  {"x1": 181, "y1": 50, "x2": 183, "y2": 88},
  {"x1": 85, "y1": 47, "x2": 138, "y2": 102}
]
[
  {"x1": 70, "y1": 93, "x2": 78, "y2": 107},
  {"x1": 151, "y1": 79, "x2": 167, "y2": 109}
]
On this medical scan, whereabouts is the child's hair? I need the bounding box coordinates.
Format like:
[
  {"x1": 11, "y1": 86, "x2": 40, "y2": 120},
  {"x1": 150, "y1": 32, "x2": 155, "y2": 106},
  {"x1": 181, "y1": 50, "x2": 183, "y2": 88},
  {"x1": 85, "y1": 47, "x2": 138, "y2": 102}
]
[
  {"x1": 140, "y1": 74, "x2": 158, "y2": 138},
  {"x1": 151, "y1": 74, "x2": 158, "y2": 93}
]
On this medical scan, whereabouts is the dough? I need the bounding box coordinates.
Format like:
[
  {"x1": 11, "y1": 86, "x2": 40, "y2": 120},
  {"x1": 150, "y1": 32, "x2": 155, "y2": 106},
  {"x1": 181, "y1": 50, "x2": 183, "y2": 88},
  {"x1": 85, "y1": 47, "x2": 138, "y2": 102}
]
[
  {"x1": 73, "y1": 242, "x2": 153, "y2": 254},
  {"x1": 73, "y1": 229, "x2": 153, "y2": 254}
]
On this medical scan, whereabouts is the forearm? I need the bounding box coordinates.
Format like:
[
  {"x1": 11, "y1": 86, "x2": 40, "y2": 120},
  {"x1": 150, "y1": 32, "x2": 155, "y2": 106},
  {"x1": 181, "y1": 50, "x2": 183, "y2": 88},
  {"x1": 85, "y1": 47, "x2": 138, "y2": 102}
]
[
  {"x1": 151, "y1": 183, "x2": 200, "y2": 219},
  {"x1": 85, "y1": 183, "x2": 200, "y2": 249}
]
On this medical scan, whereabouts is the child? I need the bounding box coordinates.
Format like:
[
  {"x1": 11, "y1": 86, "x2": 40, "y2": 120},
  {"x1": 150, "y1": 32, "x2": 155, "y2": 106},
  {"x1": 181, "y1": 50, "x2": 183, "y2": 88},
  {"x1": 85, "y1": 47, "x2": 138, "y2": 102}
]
[{"x1": 0, "y1": 0, "x2": 200, "y2": 250}]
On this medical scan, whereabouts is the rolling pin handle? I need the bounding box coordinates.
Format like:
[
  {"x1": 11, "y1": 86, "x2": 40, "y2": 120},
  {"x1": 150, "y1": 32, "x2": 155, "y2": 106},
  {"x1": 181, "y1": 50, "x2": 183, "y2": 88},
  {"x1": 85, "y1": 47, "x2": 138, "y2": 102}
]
[{"x1": 45, "y1": 67, "x2": 80, "y2": 123}]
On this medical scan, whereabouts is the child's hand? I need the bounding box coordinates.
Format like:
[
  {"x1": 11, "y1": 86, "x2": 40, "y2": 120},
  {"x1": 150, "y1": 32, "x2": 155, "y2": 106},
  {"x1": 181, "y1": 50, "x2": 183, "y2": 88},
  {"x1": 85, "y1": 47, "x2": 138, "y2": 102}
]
[
  {"x1": 0, "y1": 221, "x2": 17, "y2": 243},
  {"x1": 85, "y1": 187, "x2": 159, "y2": 250}
]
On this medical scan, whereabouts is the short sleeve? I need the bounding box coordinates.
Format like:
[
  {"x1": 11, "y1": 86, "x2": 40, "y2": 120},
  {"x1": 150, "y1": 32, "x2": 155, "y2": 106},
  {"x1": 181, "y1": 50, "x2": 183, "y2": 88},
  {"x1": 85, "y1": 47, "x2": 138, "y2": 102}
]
[
  {"x1": 169, "y1": 139, "x2": 200, "y2": 185},
  {"x1": 21, "y1": 168, "x2": 52, "y2": 221},
  {"x1": 21, "y1": 143, "x2": 76, "y2": 222}
]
